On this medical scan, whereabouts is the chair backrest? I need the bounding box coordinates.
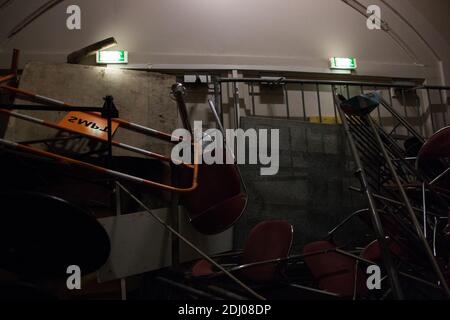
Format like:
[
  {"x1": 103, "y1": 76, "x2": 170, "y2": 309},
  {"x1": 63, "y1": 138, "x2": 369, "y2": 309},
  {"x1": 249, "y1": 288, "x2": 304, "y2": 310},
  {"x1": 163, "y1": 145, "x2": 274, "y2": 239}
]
[
  {"x1": 361, "y1": 239, "x2": 403, "y2": 262},
  {"x1": 190, "y1": 193, "x2": 247, "y2": 235},
  {"x1": 417, "y1": 126, "x2": 450, "y2": 188},
  {"x1": 303, "y1": 241, "x2": 366, "y2": 298},
  {"x1": 240, "y1": 220, "x2": 293, "y2": 282},
  {"x1": 177, "y1": 148, "x2": 245, "y2": 235}
]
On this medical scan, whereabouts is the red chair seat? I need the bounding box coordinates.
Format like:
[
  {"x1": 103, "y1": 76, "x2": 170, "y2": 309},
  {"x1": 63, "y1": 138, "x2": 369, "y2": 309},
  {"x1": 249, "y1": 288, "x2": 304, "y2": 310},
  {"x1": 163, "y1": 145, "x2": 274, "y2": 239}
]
[
  {"x1": 190, "y1": 193, "x2": 247, "y2": 235},
  {"x1": 417, "y1": 127, "x2": 450, "y2": 188},
  {"x1": 303, "y1": 241, "x2": 366, "y2": 298},
  {"x1": 191, "y1": 220, "x2": 293, "y2": 283},
  {"x1": 192, "y1": 259, "x2": 214, "y2": 277},
  {"x1": 361, "y1": 239, "x2": 403, "y2": 262},
  {"x1": 177, "y1": 149, "x2": 245, "y2": 235},
  {"x1": 240, "y1": 220, "x2": 293, "y2": 282}
]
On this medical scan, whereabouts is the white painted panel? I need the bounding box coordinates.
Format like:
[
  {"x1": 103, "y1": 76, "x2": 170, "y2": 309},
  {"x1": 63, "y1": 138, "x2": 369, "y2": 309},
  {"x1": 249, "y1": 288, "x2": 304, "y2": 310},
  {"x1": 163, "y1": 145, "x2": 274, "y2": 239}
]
[{"x1": 97, "y1": 208, "x2": 233, "y2": 282}]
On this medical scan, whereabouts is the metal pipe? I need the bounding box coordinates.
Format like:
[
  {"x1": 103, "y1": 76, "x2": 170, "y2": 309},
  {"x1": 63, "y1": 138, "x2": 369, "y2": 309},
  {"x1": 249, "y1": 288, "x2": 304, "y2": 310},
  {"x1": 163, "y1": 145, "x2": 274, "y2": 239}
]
[
  {"x1": 379, "y1": 97, "x2": 425, "y2": 143},
  {"x1": 207, "y1": 99, "x2": 248, "y2": 194},
  {"x1": 300, "y1": 83, "x2": 307, "y2": 121},
  {"x1": 439, "y1": 89, "x2": 447, "y2": 126},
  {"x1": 0, "y1": 74, "x2": 15, "y2": 84},
  {"x1": 213, "y1": 77, "x2": 223, "y2": 123},
  {"x1": 116, "y1": 182, "x2": 265, "y2": 301},
  {"x1": 415, "y1": 89, "x2": 424, "y2": 136},
  {"x1": 422, "y1": 183, "x2": 427, "y2": 238},
  {"x1": 426, "y1": 89, "x2": 436, "y2": 133},
  {"x1": 316, "y1": 83, "x2": 322, "y2": 123},
  {"x1": 155, "y1": 277, "x2": 222, "y2": 300},
  {"x1": 250, "y1": 83, "x2": 256, "y2": 116},
  {"x1": 375, "y1": 87, "x2": 383, "y2": 126},
  {"x1": 284, "y1": 84, "x2": 290, "y2": 119},
  {"x1": 217, "y1": 78, "x2": 450, "y2": 90},
  {"x1": 206, "y1": 285, "x2": 248, "y2": 300},
  {"x1": 336, "y1": 99, "x2": 404, "y2": 300},
  {"x1": 233, "y1": 79, "x2": 241, "y2": 129},
  {"x1": 0, "y1": 109, "x2": 188, "y2": 166},
  {"x1": 332, "y1": 85, "x2": 338, "y2": 123},
  {"x1": 0, "y1": 138, "x2": 199, "y2": 193},
  {"x1": 402, "y1": 89, "x2": 408, "y2": 119},
  {"x1": 348, "y1": 187, "x2": 441, "y2": 218},
  {"x1": 1, "y1": 85, "x2": 181, "y2": 143},
  {"x1": 0, "y1": 103, "x2": 102, "y2": 112},
  {"x1": 366, "y1": 115, "x2": 450, "y2": 297}
]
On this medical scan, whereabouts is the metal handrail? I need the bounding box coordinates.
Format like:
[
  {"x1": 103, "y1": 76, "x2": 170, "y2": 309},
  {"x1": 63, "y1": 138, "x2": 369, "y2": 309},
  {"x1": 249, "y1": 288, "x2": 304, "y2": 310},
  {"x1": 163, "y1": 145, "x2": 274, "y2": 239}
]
[{"x1": 217, "y1": 77, "x2": 450, "y2": 90}]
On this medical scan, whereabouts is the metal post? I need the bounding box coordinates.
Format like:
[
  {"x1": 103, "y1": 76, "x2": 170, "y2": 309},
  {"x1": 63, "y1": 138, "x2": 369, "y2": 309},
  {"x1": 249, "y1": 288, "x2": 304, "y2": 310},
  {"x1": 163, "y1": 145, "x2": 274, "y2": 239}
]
[
  {"x1": 337, "y1": 102, "x2": 404, "y2": 300},
  {"x1": 316, "y1": 83, "x2": 322, "y2": 123},
  {"x1": 250, "y1": 82, "x2": 256, "y2": 116},
  {"x1": 439, "y1": 89, "x2": 447, "y2": 126},
  {"x1": 375, "y1": 86, "x2": 383, "y2": 127},
  {"x1": 170, "y1": 163, "x2": 180, "y2": 268},
  {"x1": 115, "y1": 182, "x2": 127, "y2": 301},
  {"x1": 380, "y1": 97, "x2": 425, "y2": 144},
  {"x1": 116, "y1": 182, "x2": 265, "y2": 300},
  {"x1": 388, "y1": 88, "x2": 399, "y2": 136},
  {"x1": 213, "y1": 77, "x2": 223, "y2": 124},
  {"x1": 232, "y1": 70, "x2": 241, "y2": 129},
  {"x1": 402, "y1": 89, "x2": 408, "y2": 119},
  {"x1": 284, "y1": 83, "x2": 290, "y2": 119},
  {"x1": 415, "y1": 89, "x2": 424, "y2": 136},
  {"x1": 366, "y1": 116, "x2": 450, "y2": 298},
  {"x1": 301, "y1": 83, "x2": 307, "y2": 121},
  {"x1": 427, "y1": 89, "x2": 436, "y2": 132},
  {"x1": 332, "y1": 85, "x2": 338, "y2": 124}
]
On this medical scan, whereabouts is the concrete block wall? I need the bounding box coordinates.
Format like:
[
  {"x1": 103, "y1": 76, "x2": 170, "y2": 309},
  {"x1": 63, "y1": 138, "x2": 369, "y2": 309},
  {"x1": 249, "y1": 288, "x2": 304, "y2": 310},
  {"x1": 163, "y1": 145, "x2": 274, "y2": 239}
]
[{"x1": 234, "y1": 117, "x2": 369, "y2": 252}]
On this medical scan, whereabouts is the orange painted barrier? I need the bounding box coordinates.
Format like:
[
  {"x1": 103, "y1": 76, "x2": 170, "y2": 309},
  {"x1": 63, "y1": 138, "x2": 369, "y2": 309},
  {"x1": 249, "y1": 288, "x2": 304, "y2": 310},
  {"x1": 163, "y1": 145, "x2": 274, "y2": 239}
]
[
  {"x1": 58, "y1": 111, "x2": 119, "y2": 141},
  {"x1": 0, "y1": 86, "x2": 198, "y2": 193}
]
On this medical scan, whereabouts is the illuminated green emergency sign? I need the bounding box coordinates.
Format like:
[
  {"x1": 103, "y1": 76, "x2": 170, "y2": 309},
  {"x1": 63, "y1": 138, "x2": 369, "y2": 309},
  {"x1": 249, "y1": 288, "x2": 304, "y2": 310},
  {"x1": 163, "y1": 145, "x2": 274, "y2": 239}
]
[
  {"x1": 96, "y1": 50, "x2": 128, "y2": 64},
  {"x1": 330, "y1": 57, "x2": 357, "y2": 70}
]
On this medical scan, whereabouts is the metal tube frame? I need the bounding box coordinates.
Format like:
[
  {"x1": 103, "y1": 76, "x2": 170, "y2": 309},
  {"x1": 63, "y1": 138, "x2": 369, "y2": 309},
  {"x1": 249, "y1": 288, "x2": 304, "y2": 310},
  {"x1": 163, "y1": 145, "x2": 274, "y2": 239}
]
[{"x1": 336, "y1": 97, "x2": 404, "y2": 300}]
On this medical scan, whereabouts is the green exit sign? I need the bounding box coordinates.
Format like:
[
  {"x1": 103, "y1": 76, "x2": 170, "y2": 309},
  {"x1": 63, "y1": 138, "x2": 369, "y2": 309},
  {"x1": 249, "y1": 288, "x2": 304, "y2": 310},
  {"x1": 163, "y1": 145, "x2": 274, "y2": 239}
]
[
  {"x1": 96, "y1": 50, "x2": 128, "y2": 64},
  {"x1": 330, "y1": 57, "x2": 357, "y2": 70}
]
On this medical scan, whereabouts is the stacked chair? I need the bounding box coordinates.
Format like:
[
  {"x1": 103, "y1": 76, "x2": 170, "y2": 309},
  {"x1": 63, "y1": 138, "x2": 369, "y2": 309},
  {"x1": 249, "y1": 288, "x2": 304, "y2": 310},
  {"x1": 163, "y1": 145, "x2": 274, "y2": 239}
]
[{"x1": 301, "y1": 92, "x2": 450, "y2": 300}]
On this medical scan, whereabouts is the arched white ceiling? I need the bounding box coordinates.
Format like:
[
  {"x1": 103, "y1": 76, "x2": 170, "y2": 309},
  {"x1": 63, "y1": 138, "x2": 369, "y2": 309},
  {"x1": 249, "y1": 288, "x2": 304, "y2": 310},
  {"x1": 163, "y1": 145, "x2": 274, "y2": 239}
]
[{"x1": 0, "y1": 0, "x2": 448, "y2": 84}]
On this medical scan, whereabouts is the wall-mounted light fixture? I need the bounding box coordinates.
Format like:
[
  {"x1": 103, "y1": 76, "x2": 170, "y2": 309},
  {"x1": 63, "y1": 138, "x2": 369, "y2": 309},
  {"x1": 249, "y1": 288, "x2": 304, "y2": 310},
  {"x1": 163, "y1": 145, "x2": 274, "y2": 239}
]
[{"x1": 67, "y1": 37, "x2": 118, "y2": 64}]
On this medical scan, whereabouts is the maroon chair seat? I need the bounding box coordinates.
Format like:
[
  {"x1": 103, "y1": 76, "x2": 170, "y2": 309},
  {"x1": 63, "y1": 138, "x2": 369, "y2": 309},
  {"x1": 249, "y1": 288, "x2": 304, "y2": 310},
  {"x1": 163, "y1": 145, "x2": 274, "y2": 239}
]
[
  {"x1": 177, "y1": 148, "x2": 245, "y2": 235},
  {"x1": 190, "y1": 193, "x2": 247, "y2": 235},
  {"x1": 240, "y1": 220, "x2": 293, "y2": 282},
  {"x1": 303, "y1": 241, "x2": 366, "y2": 298},
  {"x1": 361, "y1": 239, "x2": 403, "y2": 262},
  {"x1": 417, "y1": 127, "x2": 450, "y2": 188},
  {"x1": 192, "y1": 259, "x2": 215, "y2": 277},
  {"x1": 191, "y1": 220, "x2": 294, "y2": 283}
]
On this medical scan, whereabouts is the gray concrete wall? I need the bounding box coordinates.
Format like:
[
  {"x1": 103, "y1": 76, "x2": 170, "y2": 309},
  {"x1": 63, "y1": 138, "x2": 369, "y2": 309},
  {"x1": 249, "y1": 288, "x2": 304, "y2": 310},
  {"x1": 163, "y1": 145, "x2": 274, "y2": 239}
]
[
  {"x1": 5, "y1": 62, "x2": 178, "y2": 156},
  {"x1": 235, "y1": 117, "x2": 368, "y2": 252}
]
